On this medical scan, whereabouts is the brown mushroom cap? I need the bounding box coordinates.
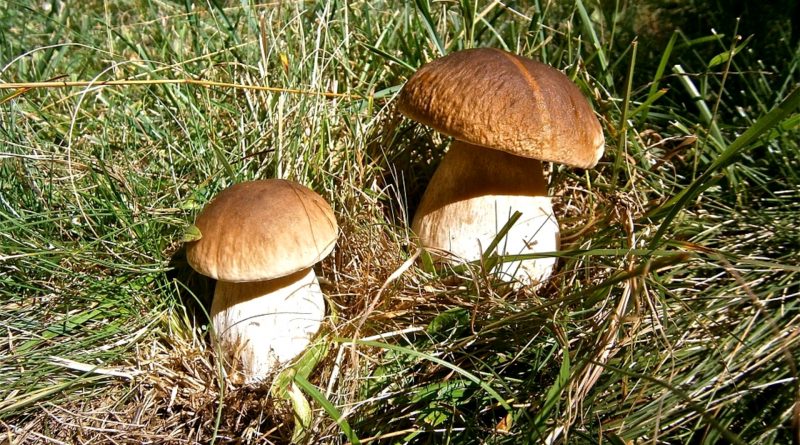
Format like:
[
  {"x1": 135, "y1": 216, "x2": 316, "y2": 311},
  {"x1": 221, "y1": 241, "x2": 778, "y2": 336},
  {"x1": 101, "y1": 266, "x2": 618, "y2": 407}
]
[
  {"x1": 397, "y1": 48, "x2": 605, "y2": 169},
  {"x1": 186, "y1": 179, "x2": 338, "y2": 282}
]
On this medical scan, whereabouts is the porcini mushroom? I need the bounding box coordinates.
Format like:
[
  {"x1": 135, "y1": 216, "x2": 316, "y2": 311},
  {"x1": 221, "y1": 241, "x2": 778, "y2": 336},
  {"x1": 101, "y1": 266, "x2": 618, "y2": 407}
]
[
  {"x1": 398, "y1": 48, "x2": 604, "y2": 286},
  {"x1": 185, "y1": 179, "x2": 337, "y2": 383}
]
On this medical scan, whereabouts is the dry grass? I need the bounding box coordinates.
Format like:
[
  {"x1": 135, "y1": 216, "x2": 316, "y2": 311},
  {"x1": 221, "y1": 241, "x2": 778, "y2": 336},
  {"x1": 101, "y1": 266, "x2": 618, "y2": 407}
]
[{"x1": 2, "y1": 1, "x2": 799, "y2": 444}]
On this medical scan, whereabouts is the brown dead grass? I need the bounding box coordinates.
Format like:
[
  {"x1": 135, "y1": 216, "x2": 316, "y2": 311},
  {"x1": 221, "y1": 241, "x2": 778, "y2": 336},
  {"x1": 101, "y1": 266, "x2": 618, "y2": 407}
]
[{"x1": 1, "y1": 116, "x2": 646, "y2": 444}]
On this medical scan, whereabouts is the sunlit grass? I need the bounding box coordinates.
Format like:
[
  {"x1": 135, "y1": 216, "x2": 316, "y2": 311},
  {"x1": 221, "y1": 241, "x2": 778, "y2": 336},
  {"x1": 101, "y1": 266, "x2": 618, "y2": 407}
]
[{"x1": 1, "y1": 1, "x2": 798, "y2": 443}]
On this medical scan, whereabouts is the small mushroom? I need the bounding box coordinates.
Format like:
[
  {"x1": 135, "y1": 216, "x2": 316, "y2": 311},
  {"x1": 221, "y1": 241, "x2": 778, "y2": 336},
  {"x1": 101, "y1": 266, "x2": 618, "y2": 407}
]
[
  {"x1": 398, "y1": 48, "x2": 604, "y2": 286},
  {"x1": 185, "y1": 179, "x2": 337, "y2": 383}
]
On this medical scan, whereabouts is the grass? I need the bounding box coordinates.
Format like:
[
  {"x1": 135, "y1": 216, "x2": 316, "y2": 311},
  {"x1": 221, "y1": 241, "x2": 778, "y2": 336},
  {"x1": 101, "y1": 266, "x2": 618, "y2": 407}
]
[{"x1": 1, "y1": 0, "x2": 799, "y2": 443}]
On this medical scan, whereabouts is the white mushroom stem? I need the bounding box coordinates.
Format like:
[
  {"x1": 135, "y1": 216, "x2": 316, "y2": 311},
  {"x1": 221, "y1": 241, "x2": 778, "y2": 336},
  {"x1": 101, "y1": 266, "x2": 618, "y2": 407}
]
[
  {"x1": 412, "y1": 140, "x2": 560, "y2": 287},
  {"x1": 210, "y1": 267, "x2": 325, "y2": 383}
]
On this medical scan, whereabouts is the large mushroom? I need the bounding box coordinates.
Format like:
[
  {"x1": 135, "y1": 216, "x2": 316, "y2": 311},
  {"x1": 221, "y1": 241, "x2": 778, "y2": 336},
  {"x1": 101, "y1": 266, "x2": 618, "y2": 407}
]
[
  {"x1": 398, "y1": 48, "x2": 604, "y2": 286},
  {"x1": 185, "y1": 179, "x2": 337, "y2": 383}
]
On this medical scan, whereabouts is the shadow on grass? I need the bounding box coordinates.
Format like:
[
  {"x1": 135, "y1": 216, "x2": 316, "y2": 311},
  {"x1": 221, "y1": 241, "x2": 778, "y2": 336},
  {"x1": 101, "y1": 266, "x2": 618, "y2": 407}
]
[
  {"x1": 363, "y1": 106, "x2": 449, "y2": 228},
  {"x1": 166, "y1": 244, "x2": 215, "y2": 325}
]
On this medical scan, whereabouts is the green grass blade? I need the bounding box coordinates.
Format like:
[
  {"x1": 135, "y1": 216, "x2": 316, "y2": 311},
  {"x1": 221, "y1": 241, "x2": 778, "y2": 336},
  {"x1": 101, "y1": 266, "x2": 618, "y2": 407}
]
[
  {"x1": 630, "y1": 88, "x2": 668, "y2": 118},
  {"x1": 0, "y1": 375, "x2": 108, "y2": 415},
  {"x1": 648, "y1": 86, "x2": 800, "y2": 245},
  {"x1": 611, "y1": 40, "x2": 637, "y2": 191},
  {"x1": 362, "y1": 42, "x2": 417, "y2": 72},
  {"x1": 530, "y1": 345, "x2": 570, "y2": 440},
  {"x1": 708, "y1": 35, "x2": 751, "y2": 68},
  {"x1": 673, "y1": 64, "x2": 724, "y2": 145},
  {"x1": 593, "y1": 361, "x2": 747, "y2": 445},
  {"x1": 343, "y1": 338, "x2": 513, "y2": 412},
  {"x1": 414, "y1": 0, "x2": 445, "y2": 56},
  {"x1": 481, "y1": 210, "x2": 522, "y2": 261},
  {"x1": 294, "y1": 374, "x2": 361, "y2": 445},
  {"x1": 575, "y1": 0, "x2": 611, "y2": 86},
  {"x1": 640, "y1": 32, "x2": 677, "y2": 121},
  {"x1": 286, "y1": 382, "x2": 313, "y2": 443},
  {"x1": 459, "y1": 0, "x2": 476, "y2": 47}
]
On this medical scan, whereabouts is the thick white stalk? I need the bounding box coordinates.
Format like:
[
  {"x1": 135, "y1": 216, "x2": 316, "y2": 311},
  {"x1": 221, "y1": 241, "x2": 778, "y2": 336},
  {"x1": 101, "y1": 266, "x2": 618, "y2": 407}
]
[
  {"x1": 412, "y1": 140, "x2": 560, "y2": 287},
  {"x1": 211, "y1": 267, "x2": 325, "y2": 383},
  {"x1": 420, "y1": 194, "x2": 558, "y2": 286}
]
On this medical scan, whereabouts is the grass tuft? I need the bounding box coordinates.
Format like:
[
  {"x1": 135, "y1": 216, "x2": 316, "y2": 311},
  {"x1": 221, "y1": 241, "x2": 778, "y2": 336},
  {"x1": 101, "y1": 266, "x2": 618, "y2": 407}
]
[{"x1": 1, "y1": 1, "x2": 799, "y2": 443}]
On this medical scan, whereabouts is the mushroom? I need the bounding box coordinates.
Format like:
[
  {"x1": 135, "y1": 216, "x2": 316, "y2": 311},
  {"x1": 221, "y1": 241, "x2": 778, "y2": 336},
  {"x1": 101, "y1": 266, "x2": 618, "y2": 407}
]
[
  {"x1": 397, "y1": 48, "x2": 604, "y2": 286},
  {"x1": 185, "y1": 179, "x2": 337, "y2": 383}
]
